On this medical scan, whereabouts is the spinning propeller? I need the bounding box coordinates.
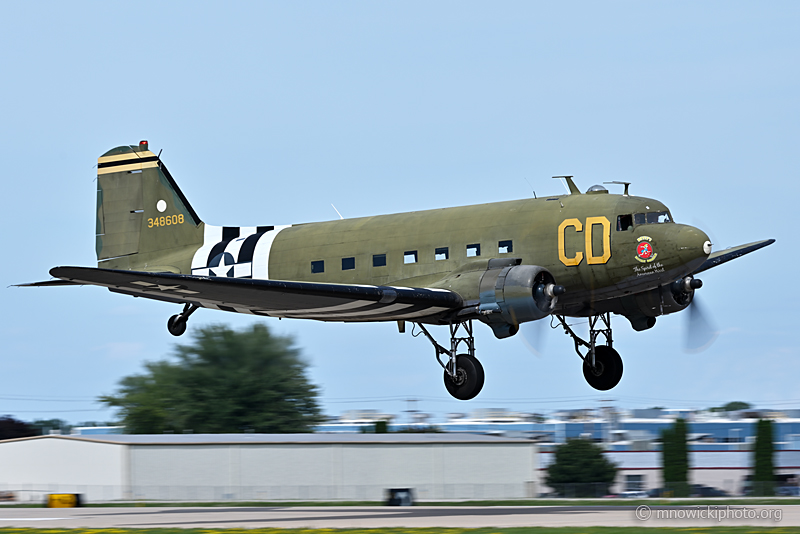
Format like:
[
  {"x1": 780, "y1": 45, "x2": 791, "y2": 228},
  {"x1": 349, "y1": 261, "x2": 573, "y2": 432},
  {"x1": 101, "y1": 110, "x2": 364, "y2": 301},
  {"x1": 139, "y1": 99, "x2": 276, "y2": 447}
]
[
  {"x1": 519, "y1": 316, "x2": 549, "y2": 357},
  {"x1": 683, "y1": 294, "x2": 720, "y2": 353}
]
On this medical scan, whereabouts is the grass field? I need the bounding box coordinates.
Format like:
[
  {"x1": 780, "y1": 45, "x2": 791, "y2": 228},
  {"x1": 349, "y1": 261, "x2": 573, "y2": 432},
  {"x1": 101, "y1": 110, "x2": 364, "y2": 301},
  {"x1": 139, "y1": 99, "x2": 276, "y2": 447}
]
[{"x1": 0, "y1": 528, "x2": 799, "y2": 534}]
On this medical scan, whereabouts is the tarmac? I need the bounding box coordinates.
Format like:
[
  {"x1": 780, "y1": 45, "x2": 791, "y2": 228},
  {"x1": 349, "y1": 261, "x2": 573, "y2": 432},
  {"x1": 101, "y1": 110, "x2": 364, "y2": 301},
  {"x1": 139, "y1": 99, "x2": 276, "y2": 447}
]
[{"x1": 0, "y1": 504, "x2": 796, "y2": 528}]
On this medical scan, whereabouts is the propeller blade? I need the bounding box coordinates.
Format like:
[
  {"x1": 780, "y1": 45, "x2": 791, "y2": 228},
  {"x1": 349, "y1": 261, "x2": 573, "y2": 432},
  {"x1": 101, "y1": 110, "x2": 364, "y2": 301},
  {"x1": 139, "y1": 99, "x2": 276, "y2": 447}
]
[
  {"x1": 683, "y1": 296, "x2": 720, "y2": 353},
  {"x1": 520, "y1": 317, "x2": 549, "y2": 357}
]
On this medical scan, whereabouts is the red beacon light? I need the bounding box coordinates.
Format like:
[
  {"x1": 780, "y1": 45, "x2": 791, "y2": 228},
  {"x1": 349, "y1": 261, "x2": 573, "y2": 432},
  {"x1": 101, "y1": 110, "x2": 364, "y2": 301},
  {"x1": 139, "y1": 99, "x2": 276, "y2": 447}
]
[{"x1": 139, "y1": 140, "x2": 148, "y2": 151}]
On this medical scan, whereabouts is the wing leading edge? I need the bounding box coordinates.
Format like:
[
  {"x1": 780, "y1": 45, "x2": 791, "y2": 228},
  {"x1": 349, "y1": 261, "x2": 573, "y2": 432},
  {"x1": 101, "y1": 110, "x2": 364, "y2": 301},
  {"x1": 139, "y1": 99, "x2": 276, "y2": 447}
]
[
  {"x1": 47, "y1": 266, "x2": 463, "y2": 323},
  {"x1": 692, "y1": 239, "x2": 775, "y2": 275}
]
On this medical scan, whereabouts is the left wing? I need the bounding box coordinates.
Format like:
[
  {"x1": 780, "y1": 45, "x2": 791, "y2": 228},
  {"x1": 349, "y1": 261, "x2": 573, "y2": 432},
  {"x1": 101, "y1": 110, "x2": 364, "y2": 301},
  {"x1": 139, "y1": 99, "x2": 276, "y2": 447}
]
[
  {"x1": 692, "y1": 239, "x2": 775, "y2": 275},
  {"x1": 34, "y1": 266, "x2": 464, "y2": 323}
]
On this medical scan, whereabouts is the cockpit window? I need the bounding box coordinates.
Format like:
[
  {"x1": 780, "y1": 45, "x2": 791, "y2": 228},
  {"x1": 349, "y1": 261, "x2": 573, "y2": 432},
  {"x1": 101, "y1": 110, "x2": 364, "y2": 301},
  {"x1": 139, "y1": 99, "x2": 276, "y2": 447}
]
[
  {"x1": 646, "y1": 211, "x2": 671, "y2": 224},
  {"x1": 617, "y1": 214, "x2": 633, "y2": 231},
  {"x1": 631, "y1": 211, "x2": 671, "y2": 225}
]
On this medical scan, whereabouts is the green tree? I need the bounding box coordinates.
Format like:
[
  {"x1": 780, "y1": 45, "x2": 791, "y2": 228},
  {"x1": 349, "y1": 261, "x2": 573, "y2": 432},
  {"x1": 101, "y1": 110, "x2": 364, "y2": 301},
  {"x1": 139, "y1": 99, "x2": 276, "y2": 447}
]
[
  {"x1": 723, "y1": 401, "x2": 751, "y2": 412},
  {"x1": 29, "y1": 418, "x2": 71, "y2": 435},
  {"x1": 100, "y1": 324, "x2": 322, "y2": 433},
  {"x1": 753, "y1": 419, "x2": 775, "y2": 496},
  {"x1": 545, "y1": 438, "x2": 617, "y2": 497},
  {"x1": 661, "y1": 418, "x2": 689, "y2": 497},
  {"x1": 0, "y1": 416, "x2": 38, "y2": 440},
  {"x1": 710, "y1": 401, "x2": 751, "y2": 413}
]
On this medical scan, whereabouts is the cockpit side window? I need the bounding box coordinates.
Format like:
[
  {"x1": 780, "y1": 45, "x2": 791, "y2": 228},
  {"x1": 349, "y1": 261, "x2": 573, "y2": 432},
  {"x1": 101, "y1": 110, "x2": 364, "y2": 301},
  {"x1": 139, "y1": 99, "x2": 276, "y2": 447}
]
[
  {"x1": 634, "y1": 213, "x2": 646, "y2": 226},
  {"x1": 617, "y1": 214, "x2": 633, "y2": 231}
]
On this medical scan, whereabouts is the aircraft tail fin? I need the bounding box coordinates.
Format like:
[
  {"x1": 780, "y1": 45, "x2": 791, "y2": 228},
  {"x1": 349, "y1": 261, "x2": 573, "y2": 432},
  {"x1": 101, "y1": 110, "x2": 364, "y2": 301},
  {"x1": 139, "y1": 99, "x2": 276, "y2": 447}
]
[{"x1": 95, "y1": 141, "x2": 204, "y2": 274}]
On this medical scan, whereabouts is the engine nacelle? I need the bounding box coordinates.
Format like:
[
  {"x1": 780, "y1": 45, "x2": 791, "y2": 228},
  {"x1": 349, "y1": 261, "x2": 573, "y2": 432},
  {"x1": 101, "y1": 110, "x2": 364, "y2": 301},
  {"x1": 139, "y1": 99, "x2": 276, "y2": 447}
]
[
  {"x1": 478, "y1": 263, "x2": 565, "y2": 339},
  {"x1": 623, "y1": 275, "x2": 702, "y2": 331}
]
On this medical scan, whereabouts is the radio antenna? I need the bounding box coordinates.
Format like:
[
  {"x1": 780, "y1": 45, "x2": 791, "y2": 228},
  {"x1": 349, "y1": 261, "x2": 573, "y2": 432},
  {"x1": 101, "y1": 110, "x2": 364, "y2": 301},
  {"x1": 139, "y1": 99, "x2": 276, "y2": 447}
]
[{"x1": 524, "y1": 178, "x2": 537, "y2": 199}]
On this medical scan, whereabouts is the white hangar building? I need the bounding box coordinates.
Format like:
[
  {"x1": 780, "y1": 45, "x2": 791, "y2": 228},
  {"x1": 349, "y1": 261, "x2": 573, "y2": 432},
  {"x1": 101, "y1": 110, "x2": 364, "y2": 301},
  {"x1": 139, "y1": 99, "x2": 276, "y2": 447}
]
[{"x1": 0, "y1": 434, "x2": 539, "y2": 502}]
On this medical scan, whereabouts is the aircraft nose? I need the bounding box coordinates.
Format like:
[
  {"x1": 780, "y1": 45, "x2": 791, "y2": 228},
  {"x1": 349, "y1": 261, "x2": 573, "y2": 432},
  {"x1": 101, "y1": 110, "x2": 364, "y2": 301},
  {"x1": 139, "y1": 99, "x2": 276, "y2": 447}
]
[{"x1": 678, "y1": 225, "x2": 712, "y2": 267}]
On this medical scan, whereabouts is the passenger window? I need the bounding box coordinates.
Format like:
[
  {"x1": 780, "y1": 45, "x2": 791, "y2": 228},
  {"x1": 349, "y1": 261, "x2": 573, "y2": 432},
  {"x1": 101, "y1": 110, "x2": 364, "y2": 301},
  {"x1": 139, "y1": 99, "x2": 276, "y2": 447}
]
[
  {"x1": 498, "y1": 240, "x2": 513, "y2": 253},
  {"x1": 435, "y1": 247, "x2": 449, "y2": 260},
  {"x1": 634, "y1": 213, "x2": 646, "y2": 226},
  {"x1": 311, "y1": 260, "x2": 324, "y2": 273},
  {"x1": 466, "y1": 243, "x2": 481, "y2": 257},
  {"x1": 342, "y1": 257, "x2": 355, "y2": 270},
  {"x1": 617, "y1": 214, "x2": 633, "y2": 231},
  {"x1": 373, "y1": 254, "x2": 386, "y2": 267},
  {"x1": 404, "y1": 251, "x2": 418, "y2": 264}
]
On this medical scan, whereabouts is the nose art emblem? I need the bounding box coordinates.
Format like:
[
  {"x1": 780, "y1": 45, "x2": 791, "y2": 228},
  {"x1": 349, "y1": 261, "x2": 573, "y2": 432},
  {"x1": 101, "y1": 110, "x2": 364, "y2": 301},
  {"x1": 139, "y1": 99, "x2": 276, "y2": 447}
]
[{"x1": 636, "y1": 236, "x2": 658, "y2": 263}]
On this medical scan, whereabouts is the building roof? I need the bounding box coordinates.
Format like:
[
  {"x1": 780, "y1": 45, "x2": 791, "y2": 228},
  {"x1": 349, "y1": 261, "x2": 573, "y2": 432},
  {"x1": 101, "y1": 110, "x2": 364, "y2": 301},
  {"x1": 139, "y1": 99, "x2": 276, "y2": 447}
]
[{"x1": 0, "y1": 432, "x2": 532, "y2": 446}]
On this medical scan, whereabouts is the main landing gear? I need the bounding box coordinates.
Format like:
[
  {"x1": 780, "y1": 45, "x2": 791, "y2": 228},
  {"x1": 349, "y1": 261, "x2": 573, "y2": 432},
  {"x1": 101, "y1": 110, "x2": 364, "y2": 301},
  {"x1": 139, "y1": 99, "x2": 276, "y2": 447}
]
[
  {"x1": 556, "y1": 312, "x2": 623, "y2": 391},
  {"x1": 167, "y1": 303, "x2": 199, "y2": 336},
  {"x1": 414, "y1": 321, "x2": 484, "y2": 400}
]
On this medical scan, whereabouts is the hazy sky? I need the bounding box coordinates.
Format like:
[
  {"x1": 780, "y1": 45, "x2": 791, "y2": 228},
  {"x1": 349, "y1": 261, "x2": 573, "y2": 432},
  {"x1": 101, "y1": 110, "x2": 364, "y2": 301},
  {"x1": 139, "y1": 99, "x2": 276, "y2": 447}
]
[{"x1": 2, "y1": 1, "x2": 798, "y2": 426}]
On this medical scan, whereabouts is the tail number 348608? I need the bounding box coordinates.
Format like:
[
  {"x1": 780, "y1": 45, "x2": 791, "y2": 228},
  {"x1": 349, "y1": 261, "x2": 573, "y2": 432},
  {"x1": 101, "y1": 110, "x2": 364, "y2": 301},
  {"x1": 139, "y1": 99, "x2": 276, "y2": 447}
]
[{"x1": 148, "y1": 214, "x2": 185, "y2": 228}]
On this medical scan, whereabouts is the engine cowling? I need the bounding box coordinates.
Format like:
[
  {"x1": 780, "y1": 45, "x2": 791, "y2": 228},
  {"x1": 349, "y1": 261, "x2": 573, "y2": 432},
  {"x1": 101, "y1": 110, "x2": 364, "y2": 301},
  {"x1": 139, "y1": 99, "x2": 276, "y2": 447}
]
[
  {"x1": 478, "y1": 264, "x2": 565, "y2": 339},
  {"x1": 622, "y1": 275, "x2": 702, "y2": 331}
]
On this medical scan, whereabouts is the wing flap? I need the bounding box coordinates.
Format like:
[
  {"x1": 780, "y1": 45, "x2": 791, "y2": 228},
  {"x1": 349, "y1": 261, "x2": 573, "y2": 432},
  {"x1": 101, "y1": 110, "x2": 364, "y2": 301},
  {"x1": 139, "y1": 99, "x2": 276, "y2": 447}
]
[
  {"x1": 692, "y1": 239, "x2": 775, "y2": 275},
  {"x1": 49, "y1": 266, "x2": 463, "y2": 322}
]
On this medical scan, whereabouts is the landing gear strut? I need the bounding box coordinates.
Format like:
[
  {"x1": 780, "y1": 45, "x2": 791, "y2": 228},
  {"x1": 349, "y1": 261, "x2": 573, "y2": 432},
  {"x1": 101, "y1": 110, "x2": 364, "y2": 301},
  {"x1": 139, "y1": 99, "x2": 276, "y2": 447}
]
[
  {"x1": 556, "y1": 312, "x2": 623, "y2": 391},
  {"x1": 414, "y1": 321, "x2": 485, "y2": 400},
  {"x1": 167, "y1": 303, "x2": 198, "y2": 336}
]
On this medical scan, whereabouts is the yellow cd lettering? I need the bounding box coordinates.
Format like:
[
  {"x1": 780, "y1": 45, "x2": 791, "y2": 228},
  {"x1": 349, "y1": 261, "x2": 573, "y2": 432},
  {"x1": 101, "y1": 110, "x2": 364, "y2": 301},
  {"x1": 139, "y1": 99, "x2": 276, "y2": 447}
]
[
  {"x1": 558, "y1": 218, "x2": 584, "y2": 266},
  {"x1": 585, "y1": 216, "x2": 612, "y2": 264},
  {"x1": 558, "y1": 216, "x2": 612, "y2": 266}
]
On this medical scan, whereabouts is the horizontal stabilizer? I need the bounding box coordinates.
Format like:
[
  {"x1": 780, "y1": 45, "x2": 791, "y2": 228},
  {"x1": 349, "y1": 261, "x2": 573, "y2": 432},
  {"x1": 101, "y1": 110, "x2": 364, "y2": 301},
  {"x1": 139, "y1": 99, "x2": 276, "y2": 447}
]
[
  {"x1": 692, "y1": 239, "x2": 775, "y2": 275},
  {"x1": 14, "y1": 279, "x2": 82, "y2": 287}
]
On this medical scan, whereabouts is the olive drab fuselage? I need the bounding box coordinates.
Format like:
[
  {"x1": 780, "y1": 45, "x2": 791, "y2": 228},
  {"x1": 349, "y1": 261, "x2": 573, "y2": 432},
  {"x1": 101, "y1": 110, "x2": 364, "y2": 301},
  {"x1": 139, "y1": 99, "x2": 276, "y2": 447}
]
[{"x1": 97, "y1": 154, "x2": 709, "y2": 327}]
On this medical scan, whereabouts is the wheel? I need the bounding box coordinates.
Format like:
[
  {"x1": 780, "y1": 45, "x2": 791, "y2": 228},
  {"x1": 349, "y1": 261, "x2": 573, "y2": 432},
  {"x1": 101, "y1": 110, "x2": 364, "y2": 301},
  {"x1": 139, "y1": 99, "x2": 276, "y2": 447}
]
[
  {"x1": 582, "y1": 345, "x2": 623, "y2": 391},
  {"x1": 167, "y1": 314, "x2": 187, "y2": 336},
  {"x1": 444, "y1": 354, "x2": 485, "y2": 400}
]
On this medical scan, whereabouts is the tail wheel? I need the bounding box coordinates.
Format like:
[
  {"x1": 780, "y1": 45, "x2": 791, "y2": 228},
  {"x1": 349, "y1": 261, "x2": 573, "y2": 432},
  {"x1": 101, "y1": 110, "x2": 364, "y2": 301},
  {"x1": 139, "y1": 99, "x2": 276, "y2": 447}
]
[
  {"x1": 444, "y1": 354, "x2": 485, "y2": 400},
  {"x1": 582, "y1": 345, "x2": 623, "y2": 391},
  {"x1": 167, "y1": 314, "x2": 187, "y2": 336}
]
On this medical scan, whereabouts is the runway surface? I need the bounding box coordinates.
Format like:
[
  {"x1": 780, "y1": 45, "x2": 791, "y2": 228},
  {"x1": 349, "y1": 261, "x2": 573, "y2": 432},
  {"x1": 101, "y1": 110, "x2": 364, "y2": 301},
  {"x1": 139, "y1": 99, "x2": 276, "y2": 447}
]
[{"x1": 0, "y1": 504, "x2": 795, "y2": 528}]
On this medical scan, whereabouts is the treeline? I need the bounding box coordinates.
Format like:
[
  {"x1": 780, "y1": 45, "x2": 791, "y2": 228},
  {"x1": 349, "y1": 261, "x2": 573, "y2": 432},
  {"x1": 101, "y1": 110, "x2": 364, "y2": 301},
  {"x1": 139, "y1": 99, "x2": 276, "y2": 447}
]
[{"x1": 0, "y1": 417, "x2": 114, "y2": 440}]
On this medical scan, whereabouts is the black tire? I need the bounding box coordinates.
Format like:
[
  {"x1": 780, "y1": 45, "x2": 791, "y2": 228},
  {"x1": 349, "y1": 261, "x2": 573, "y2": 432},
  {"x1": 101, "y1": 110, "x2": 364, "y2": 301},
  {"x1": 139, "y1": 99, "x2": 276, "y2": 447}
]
[
  {"x1": 582, "y1": 345, "x2": 623, "y2": 391},
  {"x1": 444, "y1": 354, "x2": 485, "y2": 400},
  {"x1": 167, "y1": 314, "x2": 187, "y2": 336}
]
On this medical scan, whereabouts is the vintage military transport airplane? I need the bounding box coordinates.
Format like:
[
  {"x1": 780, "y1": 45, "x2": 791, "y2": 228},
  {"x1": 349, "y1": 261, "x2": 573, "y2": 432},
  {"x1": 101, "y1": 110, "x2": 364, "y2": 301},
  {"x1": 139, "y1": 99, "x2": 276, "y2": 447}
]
[{"x1": 22, "y1": 141, "x2": 774, "y2": 400}]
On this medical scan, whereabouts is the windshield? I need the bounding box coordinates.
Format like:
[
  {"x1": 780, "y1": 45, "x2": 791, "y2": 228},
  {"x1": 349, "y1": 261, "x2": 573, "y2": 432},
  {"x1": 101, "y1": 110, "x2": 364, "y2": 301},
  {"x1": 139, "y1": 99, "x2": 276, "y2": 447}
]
[
  {"x1": 617, "y1": 211, "x2": 672, "y2": 230},
  {"x1": 646, "y1": 211, "x2": 671, "y2": 224}
]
